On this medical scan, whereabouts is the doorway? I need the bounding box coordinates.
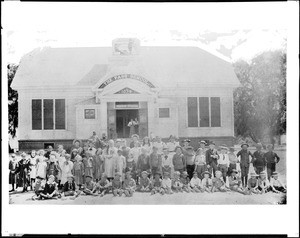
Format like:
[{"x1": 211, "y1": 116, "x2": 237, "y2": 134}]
[{"x1": 116, "y1": 109, "x2": 139, "y2": 138}]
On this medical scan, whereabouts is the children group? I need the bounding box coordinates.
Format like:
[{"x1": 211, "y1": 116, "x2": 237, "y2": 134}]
[{"x1": 8, "y1": 134, "x2": 286, "y2": 200}]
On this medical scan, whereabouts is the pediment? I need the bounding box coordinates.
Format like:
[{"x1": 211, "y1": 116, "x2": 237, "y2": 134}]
[{"x1": 115, "y1": 87, "x2": 140, "y2": 94}]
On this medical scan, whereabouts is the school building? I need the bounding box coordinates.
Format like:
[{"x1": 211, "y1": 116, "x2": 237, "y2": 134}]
[{"x1": 11, "y1": 38, "x2": 240, "y2": 150}]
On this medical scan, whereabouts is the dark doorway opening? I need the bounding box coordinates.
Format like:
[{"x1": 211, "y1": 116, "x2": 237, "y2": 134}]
[{"x1": 116, "y1": 109, "x2": 139, "y2": 138}]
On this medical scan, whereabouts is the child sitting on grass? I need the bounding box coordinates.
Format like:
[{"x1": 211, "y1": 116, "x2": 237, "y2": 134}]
[
  {"x1": 190, "y1": 172, "x2": 203, "y2": 193},
  {"x1": 172, "y1": 171, "x2": 183, "y2": 193},
  {"x1": 257, "y1": 171, "x2": 271, "y2": 194},
  {"x1": 32, "y1": 176, "x2": 46, "y2": 200},
  {"x1": 82, "y1": 175, "x2": 98, "y2": 196},
  {"x1": 247, "y1": 172, "x2": 260, "y2": 195},
  {"x1": 211, "y1": 170, "x2": 229, "y2": 193},
  {"x1": 161, "y1": 172, "x2": 173, "y2": 194},
  {"x1": 228, "y1": 169, "x2": 246, "y2": 195},
  {"x1": 123, "y1": 171, "x2": 136, "y2": 197},
  {"x1": 97, "y1": 173, "x2": 111, "y2": 197},
  {"x1": 201, "y1": 171, "x2": 213, "y2": 193},
  {"x1": 150, "y1": 172, "x2": 164, "y2": 195},
  {"x1": 111, "y1": 172, "x2": 123, "y2": 197},
  {"x1": 180, "y1": 171, "x2": 191, "y2": 193},
  {"x1": 40, "y1": 175, "x2": 61, "y2": 199},
  {"x1": 137, "y1": 171, "x2": 151, "y2": 192},
  {"x1": 270, "y1": 172, "x2": 286, "y2": 193},
  {"x1": 62, "y1": 174, "x2": 80, "y2": 200}
]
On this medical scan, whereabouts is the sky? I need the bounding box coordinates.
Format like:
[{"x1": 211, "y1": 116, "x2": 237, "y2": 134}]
[{"x1": 2, "y1": 2, "x2": 289, "y2": 64}]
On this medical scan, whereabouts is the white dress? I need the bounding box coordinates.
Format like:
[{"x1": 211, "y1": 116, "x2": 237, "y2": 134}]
[
  {"x1": 104, "y1": 147, "x2": 117, "y2": 178},
  {"x1": 36, "y1": 161, "x2": 47, "y2": 179},
  {"x1": 129, "y1": 147, "x2": 141, "y2": 164},
  {"x1": 60, "y1": 161, "x2": 74, "y2": 184}
]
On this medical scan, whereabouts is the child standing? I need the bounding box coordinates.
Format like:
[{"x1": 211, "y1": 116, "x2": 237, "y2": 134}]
[
  {"x1": 270, "y1": 172, "x2": 286, "y2": 193},
  {"x1": 247, "y1": 172, "x2": 260, "y2": 194},
  {"x1": 180, "y1": 171, "x2": 191, "y2": 193},
  {"x1": 236, "y1": 143, "x2": 253, "y2": 187},
  {"x1": 111, "y1": 172, "x2": 123, "y2": 197},
  {"x1": 149, "y1": 146, "x2": 162, "y2": 178},
  {"x1": 228, "y1": 169, "x2": 246, "y2": 195},
  {"x1": 194, "y1": 141, "x2": 207, "y2": 179},
  {"x1": 172, "y1": 146, "x2": 186, "y2": 174},
  {"x1": 201, "y1": 171, "x2": 213, "y2": 193},
  {"x1": 161, "y1": 147, "x2": 173, "y2": 176},
  {"x1": 217, "y1": 145, "x2": 230, "y2": 183},
  {"x1": 59, "y1": 154, "x2": 74, "y2": 186},
  {"x1": 264, "y1": 144, "x2": 280, "y2": 181},
  {"x1": 257, "y1": 171, "x2": 271, "y2": 194},
  {"x1": 46, "y1": 154, "x2": 59, "y2": 181},
  {"x1": 252, "y1": 143, "x2": 266, "y2": 175},
  {"x1": 190, "y1": 172, "x2": 203, "y2": 193},
  {"x1": 36, "y1": 153, "x2": 48, "y2": 180},
  {"x1": 114, "y1": 149, "x2": 126, "y2": 182},
  {"x1": 184, "y1": 146, "x2": 195, "y2": 180},
  {"x1": 161, "y1": 172, "x2": 173, "y2": 194},
  {"x1": 72, "y1": 154, "x2": 84, "y2": 189},
  {"x1": 123, "y1": 171, "x2": 136, "y2": 197},
  {"x1": 137, "y1": 171, "x2": 151, "y2": 192},
  {"x1": 151, "y1": 172, "x2": 164, "y2": 195},
  {"x1": 212, "y1": 170, "x2": 228, "y2": 193},
  {"x1": 83, "y1": 152, "x2": 94, "y2": 181},
  {"x1": 29, "y1": 150, "x2": 37, "y2": 191},
  {"x1": 137, "y1": 148, "x2": 151, "y2": 178},
  {"x1": 227, "y1": 147, "x2": 239, "y2": 176},
  {"x1": 172, "y1": 171, "x2": 183, "y2": 193}
]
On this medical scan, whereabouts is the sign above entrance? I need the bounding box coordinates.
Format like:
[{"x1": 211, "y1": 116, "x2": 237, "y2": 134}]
[
  {"x1": 115, "y1": 102, "x2": 139, "y2": 109},
  {"x1": 99, "y1": 74, "x2": 155, "y2": 89}
]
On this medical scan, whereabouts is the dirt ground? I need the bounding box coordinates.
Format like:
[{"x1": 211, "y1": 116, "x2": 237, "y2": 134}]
[{"x1": 9, "y1": 147, "x2": 286, "y2": 205}]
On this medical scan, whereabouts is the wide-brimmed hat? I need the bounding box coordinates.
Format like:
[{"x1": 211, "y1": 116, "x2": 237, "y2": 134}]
[
  {"x1": 209, "y1": 141, "x2": 216, "y2": 145},
  {"x1": 259, "y1": 171, "x2": 267, "y2": 176},
  {"x1": 272, "y1": 172, "x2": 279, "y2": 176},
  {"x1": 250, "y1": 172, "x2": 258, "y2": 177},
  {"x1": 11, "y1": 153, "x2": 16, "y2": 157},
  {"x1": 36, "y1": 176, "x2": 43, "y2": 180},
  {"x1": 174, "y1": 171, "x2": 181, "y2": 176},
  {"x1": 230, "y1": 169, "x2": 238, "y2": 174},
  {"x1": 241, "y1": 143, "x2": 249, "y2": 148},
  {"x1": 162, "y1": 146, "x2": 169, "y2": 151},
  {"x1": 186, "y1": 146, "x2": 194, "y2": 150},
  {"x1": 256, "y1": 143, "x2": 263, "y2": 148},
  {"x1": 182, "y1": 171, "x2": 188, "y2": 176},
  {"x1": 183, "y1": 139, "x2": 191, "y2": 143},
  {"x1": 72, "y1": 148, "x2": 78, "y2": 153},
  {"x1": 73, "y1": 139, "x2": 82, "y2": 145},
  {"x1": 131, "y1": 134, "x2": 139, "y2": 139},
  {"x1": 141, "y1": 171, "x2": 148, "y2": 176},
  {"x1": 154, "y1": 171, "x2": 162, "y2": 176},
  {"x1": 199, "y1": 140, "x2": 207, "y2": 145},
  {"x1": 220, "y1": 144, "x2": 229, "y2": 150},
  {"x1": 85, "y1": 175, "x2": 93, "y2": 179},
  {"x1": 21, "y1": 152, "x2": 27, "y2": 157},
  {"x1": 125, "y1": 171, "x2": 132, "y2": 175},
  {"x1": 202, "y1": 171, "x2": 211, "y2": 177},
  {"x1": 115, "y1": 139, "x2": 122, "y2": 142}
]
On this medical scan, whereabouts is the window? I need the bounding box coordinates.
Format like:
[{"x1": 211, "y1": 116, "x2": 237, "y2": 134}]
[
  {"x1": 55, "y1": 99, "x2": 66, "y2": 129},
  {"x1": 187, "y1": 97, "x2": 198, "y2": 127},
  {"x1": 44, "y1": 99, "x2": 54, "y2": 130},
  {"x1": 211, "y1": 97, "x2": 221, "y2": 127},
  {"x1": 187, "y1": 97, "x2": 221, "y2": 127},
  {"x1": 159, "y1": 108, "x2": 170, "y2": 118},
  {"x1": 31, "y1": 99, "x2": 65, "y2": 130},
  {"x1": 85, "y1": 109, "x2": 96, "y2": 119},
  {"x1": 32, "y1": 99, "x2": 42, "y2": 130}
]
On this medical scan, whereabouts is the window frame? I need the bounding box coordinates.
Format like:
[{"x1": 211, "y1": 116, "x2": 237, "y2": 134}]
[
  {"x1": 186, "y1": 97, "x2": 221, "y2": 128},
  {"x1": 158, "y1": 108, "x2": 170, "y2": 118},
  {"x1": 84, "y1": 109, "x2": 96, "y2": 119}
]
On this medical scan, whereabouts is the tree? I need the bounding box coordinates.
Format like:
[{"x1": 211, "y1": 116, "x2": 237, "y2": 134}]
[
  {"x1": 8, "y1": 64, "x2": 19, "y2": 138},
  {"x1": 233, "y1": 50, "x2": 286, "y2": 143}
]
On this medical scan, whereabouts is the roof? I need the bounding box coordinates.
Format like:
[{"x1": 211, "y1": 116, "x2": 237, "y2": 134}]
[{"x1": 11, "y1": 45, "x2": 240, "y2": 89}]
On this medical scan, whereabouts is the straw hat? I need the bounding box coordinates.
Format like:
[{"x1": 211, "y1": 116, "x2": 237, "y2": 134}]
[
  {"x1": 230, "y1": 169, "x2": 238, "y2": 174},
  {"x1": 241, "y1": 143, "x2": 249, "y2": 148},
  {"x1": 201, "y1": 171, "x2": 211, "y2": 177},
  {"x1": 199, "y1": 140, "x2": 207, "y2": 145},
  {"x1": 250, "y1": 172, "x2": 258, "y2": 177}
]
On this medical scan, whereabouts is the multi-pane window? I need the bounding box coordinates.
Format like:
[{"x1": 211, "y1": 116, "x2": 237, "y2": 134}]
[
  {"x1": 187, "y1": 97, "x2": 221, "y2": 127},
  {"x1": 159, "y1": 108, "x2": 170, "y2": 118},
  {"x1": 84, "y1": 109, "x2": 96, "y2": 119},
  {"x1": 32, "y1": 99, "x2": 65, "y2": 130}
]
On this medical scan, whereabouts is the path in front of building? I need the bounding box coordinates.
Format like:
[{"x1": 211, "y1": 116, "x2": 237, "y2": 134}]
[{"x1": 9, "y1": 190, "x2": 285, "y2": 205}]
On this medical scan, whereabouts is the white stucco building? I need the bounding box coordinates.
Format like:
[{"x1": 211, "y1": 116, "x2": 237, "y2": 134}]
[{"x1": 11, "y1": 38, "x2": 240, "y2": 150}]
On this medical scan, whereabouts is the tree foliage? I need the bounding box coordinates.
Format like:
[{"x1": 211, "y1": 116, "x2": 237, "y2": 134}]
[
  {"x1": 8, "y1": 64, "x2": 19, "y2": 138},
  {"x1": 233, "y1": 50, "x2": 286, "y2": 143}
]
